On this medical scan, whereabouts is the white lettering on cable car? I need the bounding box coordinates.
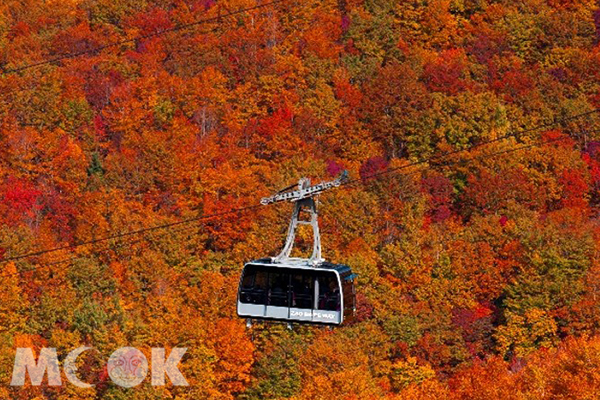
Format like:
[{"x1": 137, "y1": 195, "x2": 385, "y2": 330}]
[
  {"x1": 313, "y1": 312, "x2": 335, "y2": 320},
  {"x1": 290, "y1": 310, "x2": 312, "y2": 318}
]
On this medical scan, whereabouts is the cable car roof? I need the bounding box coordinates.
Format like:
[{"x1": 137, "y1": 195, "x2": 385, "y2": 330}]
[{"x1": 246, "y1": 258, "x2": 357, "y2": 280}]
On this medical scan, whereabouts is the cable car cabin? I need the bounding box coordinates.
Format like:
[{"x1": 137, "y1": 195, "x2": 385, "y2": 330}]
[
  {"x1": 237, "y1": 259, "x2": 357, "y2": 325},
  {"x1": 239, "y1": 172, "x2": 356, "y2": 326}
]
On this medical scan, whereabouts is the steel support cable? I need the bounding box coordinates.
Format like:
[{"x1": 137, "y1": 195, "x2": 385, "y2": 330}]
[
  {"x1": 2, "y1": 218, "x2": 210, "y2": 277},
  {"x1": 341, "y1": 130, "x2": 580, "y2": 188},
  {"x1": 1, "y1": 204, "x2": 262, "y2": 264},
  {"x1": 340, "y1": 111, "x2": 599, "y2": 187},
  {"x1": 0, "y1": 0, "x2": 295, "y2": 75},
  {"x1": 5, "y1": 130, "x2": 582, "y2": 278},
  {"x1": 0, "y1": 0, "x2": 302, "y2": 103},
  {"x1": 1, "y1": 113, "x2": 598, "y2": 266}
]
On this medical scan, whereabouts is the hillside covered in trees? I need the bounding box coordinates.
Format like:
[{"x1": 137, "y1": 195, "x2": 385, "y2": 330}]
[{"x1": 2, "y1": 0, "x2": 600, "y2": 398}]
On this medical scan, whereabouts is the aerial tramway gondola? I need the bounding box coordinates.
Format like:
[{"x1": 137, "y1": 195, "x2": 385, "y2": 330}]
[{"x1": 237, "y1": 172, "x2": 357, "y2": 326}]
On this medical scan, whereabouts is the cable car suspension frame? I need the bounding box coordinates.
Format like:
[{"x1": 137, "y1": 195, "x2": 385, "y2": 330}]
[{"x1": 262, "y1": 171, "x2": 348, "y2": 265}]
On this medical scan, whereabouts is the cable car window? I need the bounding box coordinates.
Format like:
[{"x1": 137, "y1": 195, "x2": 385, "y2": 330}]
[
  {"x1": 316, "y1": 272, "x2": 340, "y2": 311},
  {"x1": 268, "y1": 271, "x2": 289, "y2": 307},
  {"x1": 240, "y1": 265, "x2": 267, "y2": 305},
  {"x1": 291, "y1": 271, "x2": 313, "y2": 309}
]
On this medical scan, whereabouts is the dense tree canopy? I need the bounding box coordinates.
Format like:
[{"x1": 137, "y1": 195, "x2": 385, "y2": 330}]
[{"x1": 2, "y1": 0, "x2": 600, "y2": 398}]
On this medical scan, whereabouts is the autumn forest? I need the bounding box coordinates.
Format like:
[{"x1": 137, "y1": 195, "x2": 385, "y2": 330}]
[{"x1": 2, "y1": 0, "x2": 600, "y2": 398}]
